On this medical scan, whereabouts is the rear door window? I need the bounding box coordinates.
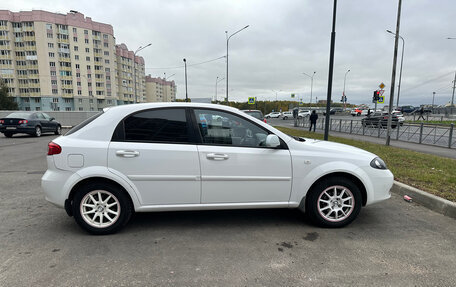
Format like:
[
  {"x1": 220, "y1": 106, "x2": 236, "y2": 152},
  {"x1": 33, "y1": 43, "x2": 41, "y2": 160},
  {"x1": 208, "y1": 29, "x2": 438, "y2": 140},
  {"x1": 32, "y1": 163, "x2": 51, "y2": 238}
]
[{"x1": 121, "y1": 108, "x2": 191, "y2": 143}]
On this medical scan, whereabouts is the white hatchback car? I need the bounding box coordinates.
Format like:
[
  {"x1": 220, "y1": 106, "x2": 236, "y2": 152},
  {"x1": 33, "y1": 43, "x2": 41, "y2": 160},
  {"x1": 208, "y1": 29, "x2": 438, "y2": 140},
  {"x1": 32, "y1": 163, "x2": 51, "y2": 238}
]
[{"x1": 42, "y1": 103, "x2": 393, "y2": 235}]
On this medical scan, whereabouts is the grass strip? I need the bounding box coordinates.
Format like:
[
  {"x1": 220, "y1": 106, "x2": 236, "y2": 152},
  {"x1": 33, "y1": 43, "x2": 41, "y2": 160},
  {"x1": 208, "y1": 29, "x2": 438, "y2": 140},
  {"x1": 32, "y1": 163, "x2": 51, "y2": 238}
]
[{"x1": 276, "y1": 126, "x2": 456, "y2": 202}]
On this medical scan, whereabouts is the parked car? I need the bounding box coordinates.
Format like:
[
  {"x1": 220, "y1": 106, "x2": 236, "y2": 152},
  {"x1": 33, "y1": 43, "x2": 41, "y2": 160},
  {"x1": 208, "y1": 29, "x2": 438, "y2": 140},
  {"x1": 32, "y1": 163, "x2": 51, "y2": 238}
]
[
  {"x1": 297, "y1": 110, "x2": 311, "y2": 119},
  {"x1": 242, "y1": 110, "x2": 266, "y2": 123},
  {"x1": 351, "y1": 108, "x2": 369, "y2": 116},
  {"x1": 265, "y1": 112, "x2": 282, "y2": 119},
  {"x1": 0, "y1": 112, "x2": 62, "y2": 138},
  {"x1": 399, "y1": 105, "x2": 416, "y2": 114},
  {"x1": 282, "y1": 111, "x2": 293, "y2": 120},
  {"x1": 42, "y1": 103, "x2": 393, "y2": 235},
  {"x1": 323, "y1": 108, "x2": 343, "y2": 115},
  {"x1": 362, "y1": 112, "x2": 399, "y2": 128}
]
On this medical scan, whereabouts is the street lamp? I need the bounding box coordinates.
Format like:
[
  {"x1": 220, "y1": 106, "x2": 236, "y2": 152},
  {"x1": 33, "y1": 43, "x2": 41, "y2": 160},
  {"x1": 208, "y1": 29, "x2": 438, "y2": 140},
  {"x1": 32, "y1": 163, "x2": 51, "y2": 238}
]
[
  {"x1": 134, "y1": 43, "x2": 152, "y2": 103},
  {"x1": 387, "y1": 30, "x2": 405, "y2": 109},
  {"x1": 343, "y1": 69, "x2": 350, "y2": 108},
  {"x1": 226, "y1": 25, "x2": 249, "y2": 103},
  {"x1": 215, "y1": 76, "x2": 224, "y2": 103},
  {"x1": 183, "y1": 58, "x2": 188, "y2": 102},
  {"x1": 432, "y1": 91, "x2": 436, "y2": 107},
  {"x1": 302, "y1": 71, "x2": 316, "y2": 106}
]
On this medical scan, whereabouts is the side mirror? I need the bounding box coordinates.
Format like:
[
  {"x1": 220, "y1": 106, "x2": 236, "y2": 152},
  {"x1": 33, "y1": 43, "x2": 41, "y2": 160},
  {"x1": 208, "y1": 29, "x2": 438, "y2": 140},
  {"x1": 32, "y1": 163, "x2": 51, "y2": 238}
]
[
  {"x1": 50, "y1": 117, "x2": 55, "y2": 121},
  {"x1": 266, "y1": 134, "x2": 280, "y2": 148}
]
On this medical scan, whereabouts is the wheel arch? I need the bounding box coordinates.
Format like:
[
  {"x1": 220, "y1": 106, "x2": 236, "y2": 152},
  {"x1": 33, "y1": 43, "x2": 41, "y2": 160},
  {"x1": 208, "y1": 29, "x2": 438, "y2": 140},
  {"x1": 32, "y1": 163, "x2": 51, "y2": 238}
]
[
  {"x1": 65, "y1": 176, "x2": 135, "y2": 217},
  {"x1": 299, "y1": 172, "x2": 367, "y2": 211}
]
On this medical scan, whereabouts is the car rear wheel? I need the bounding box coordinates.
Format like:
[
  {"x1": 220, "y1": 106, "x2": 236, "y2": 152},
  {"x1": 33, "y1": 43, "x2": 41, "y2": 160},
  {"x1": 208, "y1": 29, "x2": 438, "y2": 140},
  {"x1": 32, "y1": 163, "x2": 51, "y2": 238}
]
[
  {"x1": 4, "y1": 132, "x2": 13, "y2": 138},
  {"x1": 305, "y1": 176, "x2": 362, "y2": 228},
  {"x1": 283, "y1": 116, "x2": 288, "y2": 120},
  {"x1": 55, "y1": 125, "x2": 61, "y2": 135},
  {"x1": 72, "y1": 182, "x2": 133, "y2": 235},
  {"x1": 34, "y1": 126, "x2": 42, "y2": 137}
]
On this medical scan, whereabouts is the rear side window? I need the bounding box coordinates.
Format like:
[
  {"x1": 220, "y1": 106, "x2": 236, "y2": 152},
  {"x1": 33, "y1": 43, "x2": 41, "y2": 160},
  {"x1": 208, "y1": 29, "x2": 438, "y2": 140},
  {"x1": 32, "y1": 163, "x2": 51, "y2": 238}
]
[
  {"x1": 66, "y1": 111, "x2": 103, "y2": 136},
  {"x1": 122, "y1": 108, "x2": 189, "y2": 143}
]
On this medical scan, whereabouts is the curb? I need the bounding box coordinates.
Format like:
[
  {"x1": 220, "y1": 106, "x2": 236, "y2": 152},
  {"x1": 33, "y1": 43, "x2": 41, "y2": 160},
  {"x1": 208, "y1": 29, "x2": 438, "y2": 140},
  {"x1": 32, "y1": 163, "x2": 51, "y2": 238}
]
[{"x1": 391, "y1": 181, "x2": 456, "y2": 220}]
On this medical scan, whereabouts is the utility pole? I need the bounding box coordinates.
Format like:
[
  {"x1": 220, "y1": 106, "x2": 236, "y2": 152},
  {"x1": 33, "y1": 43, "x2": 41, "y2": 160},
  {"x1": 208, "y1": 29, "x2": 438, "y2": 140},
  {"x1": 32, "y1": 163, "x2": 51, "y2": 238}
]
[
  {"x1": 386, "y1": 0, "x2": 402, "y2": 146},
  {"x1": 183, "y1": 58, "x2": 188, "y2": 102},
  {"x1": 324, "y1": 0, "x2": 337, "y2": 141},
  {"x1": 451, "y1": 71, "x2": 456, "y2": 107}
]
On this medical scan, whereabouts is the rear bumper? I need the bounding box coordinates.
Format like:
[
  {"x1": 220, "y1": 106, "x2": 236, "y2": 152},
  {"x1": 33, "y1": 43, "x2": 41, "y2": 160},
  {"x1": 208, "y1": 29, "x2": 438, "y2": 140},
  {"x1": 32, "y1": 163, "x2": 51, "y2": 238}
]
[
  {"x1": 0, "y1": 126, "x2": 35, "y2": 134},
  {"x1": 41, "y1": 157, "x2": 78, "y2": 208}
]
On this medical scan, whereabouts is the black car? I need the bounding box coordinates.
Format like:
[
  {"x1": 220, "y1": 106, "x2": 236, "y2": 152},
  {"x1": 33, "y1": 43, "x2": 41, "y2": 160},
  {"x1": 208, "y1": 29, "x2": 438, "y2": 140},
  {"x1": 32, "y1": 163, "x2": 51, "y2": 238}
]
[
  {"x1": 399, "y1": 105, "x2": 416, "y2": 114},
  {"x1": 0, "y1": 112, "x2": 62, "y2": 138},
  {"x1": 323, "y1": 108, "x2": 343, "y2": 115},
  {"x1": 361, "y1": 112, "x2": 398, "y2": 128}
]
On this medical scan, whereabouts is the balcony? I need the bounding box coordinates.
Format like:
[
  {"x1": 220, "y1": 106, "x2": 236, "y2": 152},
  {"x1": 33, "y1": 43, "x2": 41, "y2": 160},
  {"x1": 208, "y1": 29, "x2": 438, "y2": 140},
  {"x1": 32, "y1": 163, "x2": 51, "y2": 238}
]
[
  {"x1": 22, "y1": 26, "x2": 34, "y2": 32},
  {"x1": 0, "y1": 34, "x2": 8, "y2": 40},
  {"x1": 26, "y1": 64, "x2": 38, "y2": 70},
  {"x1": 59, "y1": 66, "x2": 72, "y2": 71},
  {"x1": 23, "y1": 36, "x2": 35, "y2": 41},
  {"x1": 57, "y1": 37, "x2": 69, "y2": 44},
  {"x1": 61, "y1": 84, "x2": 73, "y2": 90},
  {"x1": 0, "y1": 44, "x2": 10, "y2": 50},
  {"x1": 58, "y1": 57, "x2": 71, "y2": 63},
  {"x1": 24, "y1": 45, "x2": 36, "y2": 51}
]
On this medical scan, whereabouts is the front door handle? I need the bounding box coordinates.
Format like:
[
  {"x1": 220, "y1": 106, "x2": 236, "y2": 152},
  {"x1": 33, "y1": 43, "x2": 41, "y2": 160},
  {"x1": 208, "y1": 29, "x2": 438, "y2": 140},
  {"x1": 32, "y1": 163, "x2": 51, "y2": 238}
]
[
  {"x1": 116, "y1": 150, "x2": 140, "y2": 158},
  {"x1": 206, "y1": 153, "x2": 229, "y2": 160}
]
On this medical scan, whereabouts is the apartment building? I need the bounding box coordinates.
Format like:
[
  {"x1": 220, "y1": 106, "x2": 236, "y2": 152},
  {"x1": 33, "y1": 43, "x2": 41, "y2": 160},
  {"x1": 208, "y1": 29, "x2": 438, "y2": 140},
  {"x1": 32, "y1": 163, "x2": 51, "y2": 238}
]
[
  {"x1": 145, "y1": 75, "x2": 176, "y2": 102},
  {"x1": 0, "y1": 10, "x2": 142, "y2": 111},
  {"x1": 115, "y1": 43, "x2": 146, "y2": 104}
]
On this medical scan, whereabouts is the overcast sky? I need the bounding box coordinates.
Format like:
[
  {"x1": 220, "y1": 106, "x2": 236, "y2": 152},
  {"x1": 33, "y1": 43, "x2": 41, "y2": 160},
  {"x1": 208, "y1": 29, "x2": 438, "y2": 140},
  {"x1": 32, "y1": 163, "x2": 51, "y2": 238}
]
[{"x1": 4, "y1": 0, "x2": 456, "y2": 106}]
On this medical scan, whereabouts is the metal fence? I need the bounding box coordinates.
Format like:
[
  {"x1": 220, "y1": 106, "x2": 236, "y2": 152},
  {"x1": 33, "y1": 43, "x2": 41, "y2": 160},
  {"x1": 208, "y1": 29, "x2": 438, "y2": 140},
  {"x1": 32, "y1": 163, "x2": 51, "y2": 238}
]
[{"x1": 296, "y1": 117, "x2": 455, "y2": 149}]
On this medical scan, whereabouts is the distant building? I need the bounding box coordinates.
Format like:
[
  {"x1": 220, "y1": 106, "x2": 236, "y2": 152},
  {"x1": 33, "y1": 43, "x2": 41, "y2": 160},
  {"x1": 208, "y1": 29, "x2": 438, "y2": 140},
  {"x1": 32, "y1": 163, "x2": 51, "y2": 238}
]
[
  {"x1": 115, "y1": 43, "x2": 145, "y2": 104},
  {"x1": 0, "y1": 10, "x2": 146, "y2": 111},
  {"x1": 145, "y1": 75, "x2": 176, "y2": 102}
]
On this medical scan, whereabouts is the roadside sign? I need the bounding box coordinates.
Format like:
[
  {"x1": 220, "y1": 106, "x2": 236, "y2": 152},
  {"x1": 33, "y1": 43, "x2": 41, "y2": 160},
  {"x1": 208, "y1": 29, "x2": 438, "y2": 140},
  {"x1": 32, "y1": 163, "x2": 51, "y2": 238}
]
[
  {"x1": 379, "y1": 82, "x2": 385, "y2": 89},
  {"x1": 377, "y1": 91, "x2": 385, "y2": 104},
  {"x1": 248, "y1": 97, "x2": 255, "y2": 105}
]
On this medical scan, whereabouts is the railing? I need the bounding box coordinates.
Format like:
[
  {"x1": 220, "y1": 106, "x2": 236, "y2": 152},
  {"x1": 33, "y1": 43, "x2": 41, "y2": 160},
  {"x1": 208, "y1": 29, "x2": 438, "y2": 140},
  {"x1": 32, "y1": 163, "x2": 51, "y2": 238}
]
[{"x1": 296, "y1": 117, "x2": 455, "y2": 149}]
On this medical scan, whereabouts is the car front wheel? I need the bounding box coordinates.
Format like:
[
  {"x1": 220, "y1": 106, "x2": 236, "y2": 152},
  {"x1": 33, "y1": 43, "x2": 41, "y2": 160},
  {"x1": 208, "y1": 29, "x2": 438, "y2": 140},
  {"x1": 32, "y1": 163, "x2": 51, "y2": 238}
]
[
  {"x1": 34, "y1": 126, "x2": 42, "y2": 137},
  {"x1": 72, "y1": 182, "x2": 133, "y2": 235},
  {"x1": 55, "y1": 125, "x2": 61, "y2": 135},
  {"x1": 4, "y1": 132, "x2": 13, "y2": 138},
  {"x1": 305, "y1": 176, "x2": 362, "y2": 228}
]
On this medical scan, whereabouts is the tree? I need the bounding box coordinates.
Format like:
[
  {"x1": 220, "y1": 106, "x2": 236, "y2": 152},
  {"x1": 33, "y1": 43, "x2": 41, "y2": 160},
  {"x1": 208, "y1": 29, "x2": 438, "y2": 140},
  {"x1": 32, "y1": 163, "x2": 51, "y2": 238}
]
[{"x1": 0, "y1": 79, "x2": 18, "y2": 110}]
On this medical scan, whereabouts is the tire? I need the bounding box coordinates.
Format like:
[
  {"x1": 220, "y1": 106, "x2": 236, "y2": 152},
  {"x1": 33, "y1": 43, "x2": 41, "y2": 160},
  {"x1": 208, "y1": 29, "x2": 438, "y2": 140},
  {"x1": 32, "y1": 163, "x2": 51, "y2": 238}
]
[
  {"x1": 4, "y1": 132, "x2": 13, "y2": 138},
  {"x1": 283, "y1": 116, "x2": 288, "y2": 120},
  {"x1": 72, "y1": 182, "x2": 133, "y2": 235},
  {"x1": 305, "y1": 176, "x2": 362, "y2": 228},
  {"x1": 34, "y1": 126, "x2": 42, "y2": 137},
  {"x1": 55, "y1": 125, "x2": 61, "y2": 135}
]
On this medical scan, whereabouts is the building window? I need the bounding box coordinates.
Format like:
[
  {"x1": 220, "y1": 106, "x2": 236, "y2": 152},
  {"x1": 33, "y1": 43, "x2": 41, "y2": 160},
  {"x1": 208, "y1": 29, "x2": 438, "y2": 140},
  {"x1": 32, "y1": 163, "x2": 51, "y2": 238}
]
[
  {"x1": 73, "y1": 27, "x2": 77, "y2": 33},
  {"x1": 35, "y1": 107, "x2": 41, "y2": 111},
  {"x1": 50, "y1": 71, "x2": 56, "y2": 76},
  {"x1": 76, "y1": 73, "x2": 80, "y2": 77},
  {"x1": 86, "y1": 56, "x2": 90, "y2": 61},
  {"x1": 103, "y1": 43, "x2": 108, "y2": 48},
  {"x1": 52, "y1": 89, "x2": 58, "y2": 94},
  {"x1": 48, "y1": 43, "x2": 54, "y2": 48},
  {"x1": 78, "y1": 107, "x2": 83, "y2": 111},
  {"x1": 47, "y1": 33, "x2": 53, "y2": 38},
  {"x1": 74, "y1": 46, "x2": 78, "y2": 51},
  {"x1": 53, "y1": 98, "x2": 59, "y2": 103},
  {"x1": 87, "y1": 65, "x2": 91, "y2": 70},
  {"x1": 85, "y1": 48, "x2": 89, "y2": 53},
  {"x1": 78, "y1": 99, "x2": 83, "y2": 104},
  {"x1": 105, "y1": 59, "x2": 110, "y2": 64},
  {"x1": 73, "y1": 37, "x2": 77, "y2": 42},
  {"x1": 48, "y1": 52, "x2": 55, "y2": 58},
  {"x1": 85, "y1": 39, "x2": 89, "y2": 44},
  {"x1": 104, "y1": 51, "x2": 109, "y2": 56},
  {"x1": 75, "y1": 55, "x2": 79, "y2": 60},
  {"x1": 84, "y1": 30, "x2": 88, "y2": 35},
  {"x1": 49, "y1": 62, "x2": 55, "y2": 67}
]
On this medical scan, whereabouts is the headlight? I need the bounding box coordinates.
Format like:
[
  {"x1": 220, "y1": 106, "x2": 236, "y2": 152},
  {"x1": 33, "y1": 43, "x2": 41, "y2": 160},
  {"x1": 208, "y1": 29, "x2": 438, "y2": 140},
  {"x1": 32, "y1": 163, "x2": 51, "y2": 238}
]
[{"x1": 370, "y1": 157, "x2": 387, "y2": 170}]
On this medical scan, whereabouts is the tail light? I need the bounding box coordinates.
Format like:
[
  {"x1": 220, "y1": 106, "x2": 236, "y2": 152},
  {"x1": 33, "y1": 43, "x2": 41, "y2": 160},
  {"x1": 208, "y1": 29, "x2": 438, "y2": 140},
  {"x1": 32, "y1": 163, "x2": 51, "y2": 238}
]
[
  {"x1": 48, "y1": 142, "x2": 62, "y2": 155},
  {"x1": 0, "y1": 120, "x2": 4, "y2": 124},
  {"x1": 383, "y1": 116, "x2": 389, "y2": 120},
  {"x1": 264, "y1": 119, "x2": 267, "y2": 123},
  {"x1": 18, "y1": 120, "x2": 28, "y2": 124}
]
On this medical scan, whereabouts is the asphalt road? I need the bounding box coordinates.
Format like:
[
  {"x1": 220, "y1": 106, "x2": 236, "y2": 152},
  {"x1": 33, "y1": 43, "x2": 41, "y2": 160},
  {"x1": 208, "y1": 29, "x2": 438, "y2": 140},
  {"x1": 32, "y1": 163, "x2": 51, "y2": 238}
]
[{"x1": 1, "y1": 133, "x2": 455, "y2": 286}]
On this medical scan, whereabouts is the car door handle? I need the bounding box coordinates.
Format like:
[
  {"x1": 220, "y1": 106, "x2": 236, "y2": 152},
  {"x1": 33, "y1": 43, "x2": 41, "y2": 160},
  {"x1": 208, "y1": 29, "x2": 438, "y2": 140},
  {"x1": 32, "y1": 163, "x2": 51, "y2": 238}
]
[
  {"x1": 116, "y1": 150, "x2": 140, "y2": 158},
  {"x1": 206, "y1": 153, "x2": 229, "y2": 160}
]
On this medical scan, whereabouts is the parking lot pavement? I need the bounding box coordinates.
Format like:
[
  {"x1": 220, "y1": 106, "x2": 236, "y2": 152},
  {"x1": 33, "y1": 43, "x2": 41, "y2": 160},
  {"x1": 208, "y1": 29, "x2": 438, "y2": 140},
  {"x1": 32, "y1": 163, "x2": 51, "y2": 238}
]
[{"x1": 1, "y1": 135, "x2": 455, "y2": 286}]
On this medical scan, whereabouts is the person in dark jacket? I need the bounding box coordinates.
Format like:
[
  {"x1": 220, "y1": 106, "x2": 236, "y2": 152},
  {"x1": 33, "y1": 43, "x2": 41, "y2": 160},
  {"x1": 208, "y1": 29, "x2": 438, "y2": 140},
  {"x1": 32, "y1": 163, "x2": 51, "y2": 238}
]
[{"x1": 309, "y1": 110, "x2": 318, "y2": 132}]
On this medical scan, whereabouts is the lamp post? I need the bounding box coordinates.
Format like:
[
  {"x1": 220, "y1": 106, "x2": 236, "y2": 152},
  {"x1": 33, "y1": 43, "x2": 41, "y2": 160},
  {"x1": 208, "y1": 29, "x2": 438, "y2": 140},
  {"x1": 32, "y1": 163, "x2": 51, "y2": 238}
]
[
  {"x1": 387, "y1": 30, "x2": 405, "y2": 109},
  {"x1": 215, "y1": 76, "x2": 224, "y2": 103},
  {"x1": 343, "y1": 69, "x2": 350, "y2": 109},
  {"x1": 303, "y1": 71, "x2": 316, "y2": 106},
  {"x1": 432, "y1": 91, "x2": 436, "y2": 107},
  {"x1": 183, "y1": 58, "x2": 188, "y2": 102},
  {"x1": 226, "y1": 25, "x2": 249, "y2": 103},
  {"x1": 134, "y1": 43, "x2": 152, "y2": 103}
]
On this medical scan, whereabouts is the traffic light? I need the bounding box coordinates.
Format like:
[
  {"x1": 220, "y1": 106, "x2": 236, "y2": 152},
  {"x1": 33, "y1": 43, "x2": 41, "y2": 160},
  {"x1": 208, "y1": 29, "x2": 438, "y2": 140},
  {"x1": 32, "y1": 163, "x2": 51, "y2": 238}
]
[{"x1": 373, "y1": 90, "x2": 380, "y2": 102}]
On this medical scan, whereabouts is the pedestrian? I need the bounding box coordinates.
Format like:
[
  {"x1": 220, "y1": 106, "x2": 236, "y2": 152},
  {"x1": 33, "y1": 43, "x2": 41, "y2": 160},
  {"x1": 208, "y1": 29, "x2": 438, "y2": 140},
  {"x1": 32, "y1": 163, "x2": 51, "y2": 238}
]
[
  {"x1": 309, "y1": 110, "x2": 318, "y2": 132},
  {"x1": 417, "y1": 107, "x2": 425, "y2": 120}
]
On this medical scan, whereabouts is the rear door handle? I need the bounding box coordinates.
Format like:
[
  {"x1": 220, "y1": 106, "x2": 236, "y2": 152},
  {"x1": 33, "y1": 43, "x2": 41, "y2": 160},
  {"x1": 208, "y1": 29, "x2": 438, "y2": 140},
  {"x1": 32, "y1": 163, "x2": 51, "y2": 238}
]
[
  {"x1": 206, "y1": 153, "x2": 229, "y2": 160},
  {"x1": 116, "y1": 150, "x2": 140, "y2": 158}
]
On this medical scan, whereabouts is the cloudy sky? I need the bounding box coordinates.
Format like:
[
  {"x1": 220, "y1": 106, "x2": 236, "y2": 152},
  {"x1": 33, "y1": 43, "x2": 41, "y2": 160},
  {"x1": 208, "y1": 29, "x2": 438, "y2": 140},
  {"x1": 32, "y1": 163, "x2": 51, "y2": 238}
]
[{"x1": 4, "y1": 0, "x2": 456, "y2": 106}]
